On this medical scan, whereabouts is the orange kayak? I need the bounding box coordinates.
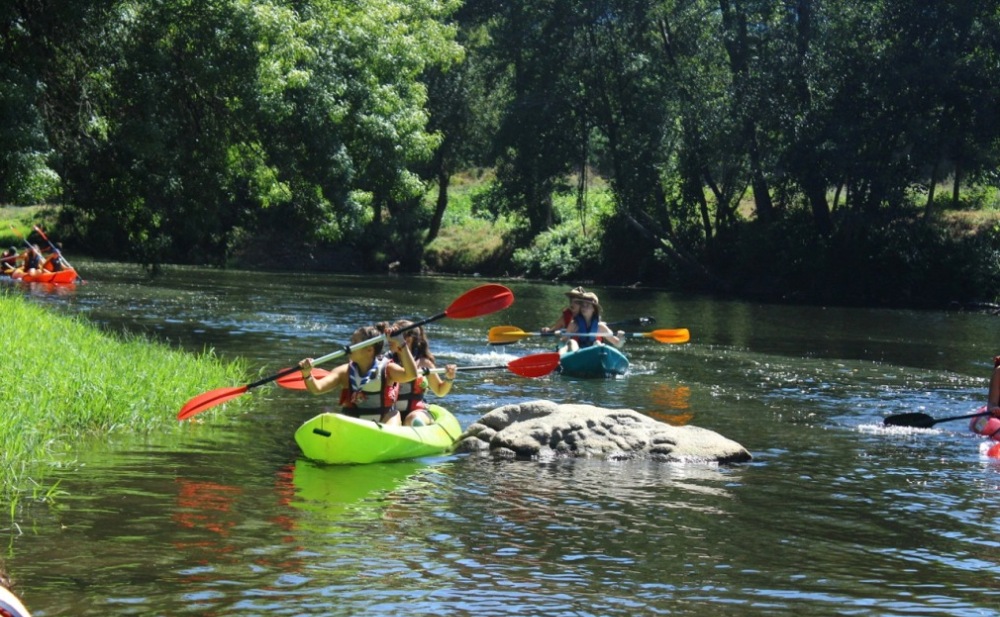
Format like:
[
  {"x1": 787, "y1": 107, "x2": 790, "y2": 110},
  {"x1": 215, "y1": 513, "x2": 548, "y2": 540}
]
[{"x1": 10, "y1": 268, "x2": 78, "y2": 284}]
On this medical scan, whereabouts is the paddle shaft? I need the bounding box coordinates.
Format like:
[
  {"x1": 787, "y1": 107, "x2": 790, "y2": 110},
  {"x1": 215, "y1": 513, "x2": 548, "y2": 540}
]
[
  {"x1": 428, "y1": 364, "x2": 512, "y2": 373},
  {"x1": 178, "y1": 284, "x2": 514, "y2": 420},
  {"x1": 605, "y1": 317, "x2": 655, "y2": 328},
  {"x1": 258, "y1": 312, "x2": 453, "y2": 389},
  {"x1": 278, "y1": 351, "x2": 560, "y2": 389},
  {"x1": 555, "y1": 331, "x2": 660, "y2": 339},
  {"x1": 32, "y1": 225, "x2": 74, "y2": 271},
  {"x1": 9, "y1": 225, "x2": 41, "y2": 255},
  {"x1": 512, "y1": 329, "x2": 675, "y2": 339},
  {"x1": 937, "y1": 411, "x2": 990, "y2": 425}
]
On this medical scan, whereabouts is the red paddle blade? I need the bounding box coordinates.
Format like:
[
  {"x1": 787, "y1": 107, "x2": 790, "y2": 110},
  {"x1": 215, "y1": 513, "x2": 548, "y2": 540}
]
[
  {"x1": 177, "y1": 385, "x2": 249, "y2": 421},
  {"x1": 507, "y1": 352, "x2": 561, "y2": 378},
  {"x1": 445, "y1": 284, "x2": 514, "y2": 319},
  {"x1": 275, "y1": 367, "x2": 332, "y2": 390}
]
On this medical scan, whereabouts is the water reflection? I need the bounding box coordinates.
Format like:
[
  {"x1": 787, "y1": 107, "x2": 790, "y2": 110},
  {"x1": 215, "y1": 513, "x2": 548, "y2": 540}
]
[
  {"x1": 287, "y1": 460, "x2": 431, "y2": 529},
  {"x1": 10, "y1": 263, "x2": 1000, "y2": 615}
]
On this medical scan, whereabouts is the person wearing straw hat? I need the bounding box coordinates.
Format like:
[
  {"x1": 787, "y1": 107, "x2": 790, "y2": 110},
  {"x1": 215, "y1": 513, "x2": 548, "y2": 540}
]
[
  {"x1": 543, "y1": 286, "x2": 588, "y2": 333},
  {"x1": 559, "y1": 290, "x2": 625, "y2": 353}
]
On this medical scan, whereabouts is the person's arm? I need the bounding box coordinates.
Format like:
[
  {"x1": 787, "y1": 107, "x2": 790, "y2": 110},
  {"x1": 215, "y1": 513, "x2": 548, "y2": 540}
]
[
  {"x1": 544, "y1": 314, "x2": 566, "y2": 332},
  {"x1": 989, "y1": 365, "x2": 1000, "y2": 416},
  {"x1": 386, "y1": 336, "x2": 418, "y2": 384},
  {"x1": 299, "y1": 358, "x2": 347, "y2": 395},
  {"x1": 428, "y1": 363, "x2": 457, "y2": 396},
  {"x1": 598, "y1": 322, "x2": 625, "y2": 348}
]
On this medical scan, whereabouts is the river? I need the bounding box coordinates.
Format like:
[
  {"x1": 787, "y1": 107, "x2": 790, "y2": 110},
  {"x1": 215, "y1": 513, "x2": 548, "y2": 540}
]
[{"x1": 5, "y1": 261, "x2": 1000, "y2": 616}]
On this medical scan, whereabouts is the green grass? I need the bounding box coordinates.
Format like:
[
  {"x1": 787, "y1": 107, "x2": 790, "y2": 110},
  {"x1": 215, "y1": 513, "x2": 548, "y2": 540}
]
[
  {"x1": 0, "y1": 291, "x2": 248, "y2": 510},
  {"x1": 0, "y1": 205, "x2": 51, "y2": 250}
]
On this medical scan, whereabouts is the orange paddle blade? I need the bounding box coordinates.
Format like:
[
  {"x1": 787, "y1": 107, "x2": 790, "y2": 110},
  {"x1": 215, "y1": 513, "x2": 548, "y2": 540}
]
[
  {"x1": 488, "y1": 325, "x2": 533, "y2": 344},
  {"x1": 645, "y1": 328, "x2": 690, "y2": 344},
  {"x1": 507, "y1": 352, "x2": 561, "y2": 378},
  {"x1": 177, "y1": 386, "x2": 249, "y2": 420},
  {"x1": 275, "y1": 368, "x2": 332, "y2": 390}
]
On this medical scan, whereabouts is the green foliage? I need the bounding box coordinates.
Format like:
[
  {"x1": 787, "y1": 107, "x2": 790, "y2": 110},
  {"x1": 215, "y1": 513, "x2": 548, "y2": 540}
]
[
  {"x1": 19, "y1": 0, "x2": 462, "y2": 268},
  {"x1": 6, "y1": 0, "x2": 1000, "y2": 305},
  {"x1": 511, "y1": 221, "x2": 603, "y2": 280},
  {"x1": 717, "y1": 209, "x2": 1000, "y2": 307},
  {"x1": 0, "y1": 65, "x2": 61, "y2": 205},
  {"x1": 423, "y1": 216, "x2": 513, "y2": 273}
]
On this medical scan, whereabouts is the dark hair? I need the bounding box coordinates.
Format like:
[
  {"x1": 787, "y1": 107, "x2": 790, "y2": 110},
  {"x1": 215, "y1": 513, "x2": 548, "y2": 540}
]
[
  {"x1": 392, "y1": 319, "x2": 435, "y2": 363},
  {"x1": 350, "y1": 322, "x2": 392, "y2": 354}
]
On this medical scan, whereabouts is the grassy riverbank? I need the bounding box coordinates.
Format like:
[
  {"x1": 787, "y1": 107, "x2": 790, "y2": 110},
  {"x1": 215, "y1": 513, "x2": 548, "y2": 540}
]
[{"x1": 0, "y1": 291, "x2": 247, "y2": 509}]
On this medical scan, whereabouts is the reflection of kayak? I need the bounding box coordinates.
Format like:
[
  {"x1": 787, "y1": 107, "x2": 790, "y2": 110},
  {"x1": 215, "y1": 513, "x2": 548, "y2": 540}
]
[
  {"x1": 295, "y1": 404, "x2": 461, "y2": 464},
  {"x1": 291, "y1": 459, "x2": 427, "y2": 509},
  {"x1": 559, "y1": 345, "x2": 630, "y2": 377},
  {"x1": 288, "y1": 459, "x2": 431, "y2": 536},
  {"x1": 9, "y1": 268, "x2": 78, "y2": 284}
]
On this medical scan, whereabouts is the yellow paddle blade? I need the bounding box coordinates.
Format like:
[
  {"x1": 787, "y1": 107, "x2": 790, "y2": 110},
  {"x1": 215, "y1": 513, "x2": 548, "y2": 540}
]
[
  {"x1": 488, "y1": 325, "x2": 533, "y2": 344},
  {"x1": 644, "y1": 328, "x2": 690, "y2": 344}
]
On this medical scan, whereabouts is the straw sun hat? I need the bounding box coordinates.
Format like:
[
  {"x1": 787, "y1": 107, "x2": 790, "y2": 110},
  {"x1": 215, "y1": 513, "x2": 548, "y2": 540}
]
[{"x1": 564, "y1": 287, "x2": 601, "y2": 311}]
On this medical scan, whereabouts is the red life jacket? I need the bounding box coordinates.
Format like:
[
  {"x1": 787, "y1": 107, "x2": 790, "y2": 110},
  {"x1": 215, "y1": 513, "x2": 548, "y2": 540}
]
[{"x1": 395, "y1": 374, "x2": 429, "y2": 414}]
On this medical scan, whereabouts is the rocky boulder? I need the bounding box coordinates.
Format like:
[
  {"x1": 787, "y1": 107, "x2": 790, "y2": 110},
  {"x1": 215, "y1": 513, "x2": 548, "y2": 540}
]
[{"x1": 456, "y1": 399, "x2": 752, "y2": 464}]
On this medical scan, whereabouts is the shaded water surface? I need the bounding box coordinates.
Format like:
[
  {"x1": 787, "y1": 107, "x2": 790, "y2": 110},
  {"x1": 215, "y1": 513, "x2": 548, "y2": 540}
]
[{"x1": 5, "y1": 262, "x2": 1000, "y2": 616}]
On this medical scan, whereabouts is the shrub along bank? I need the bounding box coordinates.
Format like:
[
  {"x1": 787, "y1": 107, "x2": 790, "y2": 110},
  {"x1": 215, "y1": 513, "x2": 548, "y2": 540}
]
[{"x1": 420, "y1": 178, "x2": 1000, "y2": 309}]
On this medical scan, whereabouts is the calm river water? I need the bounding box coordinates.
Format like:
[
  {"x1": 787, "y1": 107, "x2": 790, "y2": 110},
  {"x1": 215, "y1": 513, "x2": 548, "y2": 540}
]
[{"x1": 5, "y1": 262, "x2": 1000, "y2": 616}]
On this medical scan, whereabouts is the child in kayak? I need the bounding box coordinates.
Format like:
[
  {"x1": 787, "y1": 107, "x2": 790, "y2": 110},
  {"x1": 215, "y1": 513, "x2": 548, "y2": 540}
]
[
  {"x1": 391, "y1": 319, "x2": 458, "y2": 427},
  {"x1": 297, "y1": 322, "x2": 417, "y2": 426},
  {"x1": 20, "y1": 245, "x2": 43, "y2": 276},
  {"x1": 543, "y1": 286, "x2": 587, "y2": 332},
  {"x1": 559, "y1": 291, "x2": 625, "y2": 353},
  {"x1": 971, "y1": 356, "x2": 1000, "y2": 439},
  {"x1": 0, "y1": 246, "x2": 17, "y2": 274}
]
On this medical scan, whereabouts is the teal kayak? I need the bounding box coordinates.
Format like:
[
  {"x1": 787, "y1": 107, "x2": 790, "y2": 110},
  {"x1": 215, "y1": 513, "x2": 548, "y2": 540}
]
[
  {"x1": 559, "y1": 345, "x2": 630, "y2": 377},
  {"x1": 294, "y1": 404, "x2": 462, "y2": 464}
]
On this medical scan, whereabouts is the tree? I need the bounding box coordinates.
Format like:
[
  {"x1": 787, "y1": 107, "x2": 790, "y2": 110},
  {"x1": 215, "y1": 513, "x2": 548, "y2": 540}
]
[{"x1": 51, "y1": 0, "x2": 460, "y2": 269}]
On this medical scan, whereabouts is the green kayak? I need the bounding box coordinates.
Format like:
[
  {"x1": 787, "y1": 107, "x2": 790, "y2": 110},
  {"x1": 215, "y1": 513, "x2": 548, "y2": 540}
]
[{"x1": 294, "y1": 404, "x2": 462, "y2": 465}]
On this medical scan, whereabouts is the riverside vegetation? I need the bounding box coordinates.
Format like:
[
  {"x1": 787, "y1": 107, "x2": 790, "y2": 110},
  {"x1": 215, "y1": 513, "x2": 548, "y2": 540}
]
[
  {"x1": 6, "y1": 2, "x2": 1000, "y2": 309},
  {"x1": 0, "y1": 292, "x2": 247, "y2": 514}
]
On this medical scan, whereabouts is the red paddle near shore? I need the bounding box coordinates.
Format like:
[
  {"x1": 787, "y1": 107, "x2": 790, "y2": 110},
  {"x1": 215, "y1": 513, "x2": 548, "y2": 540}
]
[
  {"x1": 276, "y1": 351, "x2": 561, "y2": 390},
  {"x1": 177, "y1": 284, "x2": 514, "y2": 420}
]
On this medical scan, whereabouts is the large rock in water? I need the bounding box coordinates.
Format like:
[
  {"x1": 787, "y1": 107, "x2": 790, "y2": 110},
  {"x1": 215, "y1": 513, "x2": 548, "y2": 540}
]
[{"x1": 456, "y1": 400, "x2": 752, "y2": 464}]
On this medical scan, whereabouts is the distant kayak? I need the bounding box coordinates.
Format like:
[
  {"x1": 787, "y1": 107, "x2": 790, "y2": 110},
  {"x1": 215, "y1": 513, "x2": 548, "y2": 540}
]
[
  {"x1": 295, "y1": 404, "x2": 462, "y2": 465},
  {"x1": 559, "y1": 345, "x2": 630, "y2": 378},
  {"x1": 9, "y1": 267, "x2": 78, "y2": 284}
]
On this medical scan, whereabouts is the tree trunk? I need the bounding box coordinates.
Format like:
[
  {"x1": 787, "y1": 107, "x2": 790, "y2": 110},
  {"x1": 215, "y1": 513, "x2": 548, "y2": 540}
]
[
  {"x1": 803, "y1": 178, "x2": 832, "y2": 235},
  {"x1": 426, "y1": 157, "x2": 449, "y2": 245},
  {"x1": 924, "y1": 159, "x2": 940, "y2": 217},
  {"x1": 719, "y1": 0, "x2": 774, "y2": 223},
  {"x1": 952, "y1": 162, "x2": 962, "y2": 208}
]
